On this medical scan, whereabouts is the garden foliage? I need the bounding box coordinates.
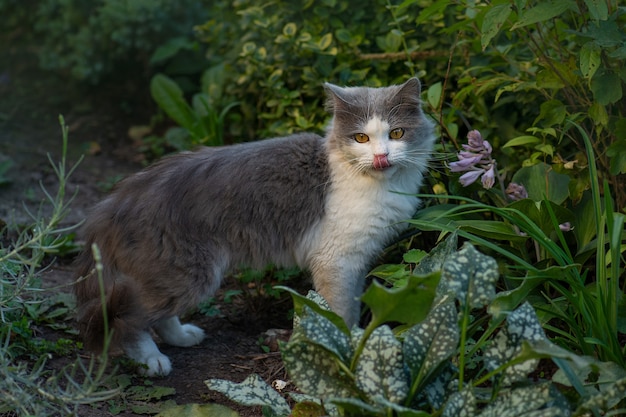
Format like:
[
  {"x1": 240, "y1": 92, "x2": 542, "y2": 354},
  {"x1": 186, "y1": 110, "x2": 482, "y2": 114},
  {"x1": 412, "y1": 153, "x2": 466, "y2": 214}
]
[{"x1": 207, "y1": 237, "x2": 626, "y2": 416}]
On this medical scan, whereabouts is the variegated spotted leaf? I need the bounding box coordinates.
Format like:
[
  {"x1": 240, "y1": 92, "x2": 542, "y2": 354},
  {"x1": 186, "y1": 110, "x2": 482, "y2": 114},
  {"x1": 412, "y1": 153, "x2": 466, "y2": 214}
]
[
  {"x1": 441, "y1": 387, "x2": 476, "y2": 417},
  {"x1": 421, "y1": 362, "x2": 457, "y2": 410},
  {"x1": 299, "y1": 306, "x2": 352, "y2": 362},
  {"x1": 278, "y1": 287, "x2": 349, "y2": 334},
  {"x1": 282, "y1": 331, "x2": 356, "y2": 399},
  {"x1": 484, "y1": 302, "x2": 546, "y2": 385},
  {"x1": 440, "y1": 242, "x2": 498, "y2": 309},
  {"x1": 205, "y1": 374, "x2": 290, "y2": 416},
  {"x1": 402, "y1": 298, "x2": 459, "y2": 386},
  {"x1": 413, "y1": 232, "x2": 459, "y2": 276},
  {"x1": 476, "y1": 383, "x2": 570, "y2": 417},
  {"x1": 354, "y1": 325, "x2": 409, "y2": 404}
]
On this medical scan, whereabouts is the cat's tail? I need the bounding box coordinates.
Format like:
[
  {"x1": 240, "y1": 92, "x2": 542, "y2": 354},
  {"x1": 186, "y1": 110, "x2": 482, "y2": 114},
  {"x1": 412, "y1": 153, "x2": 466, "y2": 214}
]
[{"x1": 73, "y1": 247, "x2": 144, "y2": 354}]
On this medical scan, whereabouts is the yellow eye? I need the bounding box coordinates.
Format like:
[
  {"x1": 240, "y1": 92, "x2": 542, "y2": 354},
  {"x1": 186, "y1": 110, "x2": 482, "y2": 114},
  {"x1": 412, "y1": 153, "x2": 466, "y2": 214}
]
[
  {"x1": 354, "y1": 133, "x2": 370, "y2": 143},
  {"x1": 389, "y1": 128, "x2": 404, "y2": 139}
]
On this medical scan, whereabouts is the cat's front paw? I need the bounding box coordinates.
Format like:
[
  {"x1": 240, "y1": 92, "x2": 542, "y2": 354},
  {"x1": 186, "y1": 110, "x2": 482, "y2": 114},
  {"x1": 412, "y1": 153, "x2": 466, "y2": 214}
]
[
  {"x1": 140, "y1": 352, "x2": 172, "y2": 376},
  {"x1": 174, "y1": 324, "x2": 206, "y2": 347}
]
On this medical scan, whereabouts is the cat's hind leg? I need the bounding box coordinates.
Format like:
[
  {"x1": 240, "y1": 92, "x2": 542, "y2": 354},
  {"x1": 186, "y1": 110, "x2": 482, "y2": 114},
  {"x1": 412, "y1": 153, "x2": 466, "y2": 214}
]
[
  {"x1": 125, "y1": 331, "x2": 172, "y2": 376},
  {"x1": 153, "y1": 316, "x2": 205, "y2": 347}
]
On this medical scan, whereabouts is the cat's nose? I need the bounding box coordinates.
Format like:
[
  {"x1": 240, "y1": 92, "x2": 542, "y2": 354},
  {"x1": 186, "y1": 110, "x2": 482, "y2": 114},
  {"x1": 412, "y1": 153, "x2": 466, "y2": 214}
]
[{"x1": 373, "y1": 153, "x2": 391, "y2": 170}]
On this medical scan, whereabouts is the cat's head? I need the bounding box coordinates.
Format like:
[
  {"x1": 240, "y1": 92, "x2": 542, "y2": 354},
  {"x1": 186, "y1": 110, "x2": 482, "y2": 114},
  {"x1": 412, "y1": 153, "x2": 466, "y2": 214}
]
[{"x1": 324, "y1": 78, "x2": 435, "y2": 177}]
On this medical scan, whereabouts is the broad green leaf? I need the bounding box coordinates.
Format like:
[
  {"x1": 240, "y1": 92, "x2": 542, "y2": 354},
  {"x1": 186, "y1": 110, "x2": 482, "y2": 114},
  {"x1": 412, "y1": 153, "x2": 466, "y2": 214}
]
[
  {"x1": 403, "y1": 299, "x2": 459, "y2": 385},
  {"x1": 502, "y1": 135, "x2": 540, "y2": 148},
  {"x1": 476, "y1": 383, "x2": 569, "y2": 417},
  {"x1": 427, "y1": 82, "x2": 443, "y2": 110},
  {"x1": 580, "y1": 41, "x2": 601, "y2": 80},
  {"x1": 535, "y1": 99, "x2": 566, "y2": 127},
  {"x1": 282, "y1": 330, "x2": 356, "y2": 399},
  {"x1": 361, "y1": 273, "x2": 439, "y2": 327},
  {"x1": 584, "y1": 0, "x2": 608, "y2": 20},
  {"x1": 403, "y1": 249, "x2": 427, "y2": 265},
  {"x1": 606, "y1": 138, "x2": 626, "y2": 175},
  {"x1": 510, "y1": 0, "x2": 575, "y2": 30},
  {"x1": 507, "y1": 199, "x2": 575, "y2": 236},
  {"x1": 150, "y1": 73, "x2": 197, "y2": 130},
  {"x1": 511, "y1": 162, "x2": 570, "y2": 204},
  {"x1": 588, "y1": 101, "x2": 609, "y2": 126},
  {"x1": 481, "y1": 4, "x2": 512, "y2": 50},
  {"x1": 483, "y1": 303, "x2": 546, "y2": 385},
  {"x1": 591, "y1": 71, "x2": 623, "y2": 105},
  {"x1": 156, "y1": 403, "x2": 239, "y2": 417},
  {"x1": 205, "y1": 374, "x2": 290, "y2": 416},
  {"x1": 440, "y1": 243, "x2": 499, "y2": 309},
  {"x1": 354, "y1": 325, "x2": 408, "y2": 404}
]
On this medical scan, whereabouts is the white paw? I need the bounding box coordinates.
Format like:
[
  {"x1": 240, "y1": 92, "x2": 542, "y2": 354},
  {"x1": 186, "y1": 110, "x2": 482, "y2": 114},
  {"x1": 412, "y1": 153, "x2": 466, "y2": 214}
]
[
  {"x1": 140, "y1": 353, "x2": 172, "y2": 376},
  {"x1": 173, "y1": 324, "x2": 206, "y2": 347}
]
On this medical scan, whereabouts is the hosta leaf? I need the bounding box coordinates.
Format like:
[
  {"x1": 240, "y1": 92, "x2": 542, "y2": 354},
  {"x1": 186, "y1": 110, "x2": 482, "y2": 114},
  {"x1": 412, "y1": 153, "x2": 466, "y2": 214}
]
[
  {"x1": 476, "y1": 383, "x2": 569, "y2": 417},
  {"x1": 282, "y1": 331, "x2": 356, "y2": 399},
  {"x1": 441, "y1": 387, "x2": 476, "y2": 417},
  {"x1": 354, "y1": 325, "x2": 409, "y2": 404},
  {"x1": 298, "y1": 306, "x2": 352, "y2": 362},
  {"x1": 205, "y1": 374, "x2": 290, "y2": 416},
  {"x1": 403, "y1": 299, "x2": 459, "y2": 385},
  {"x1": 439, "y1": 243, "x2": 499, "y2": 309},
  {"x1": 361, "y1": 273, "x2": 439, "y2": 327},
  {"x1": 484, "y1": 302, "x2": 546, "y2": 385}
]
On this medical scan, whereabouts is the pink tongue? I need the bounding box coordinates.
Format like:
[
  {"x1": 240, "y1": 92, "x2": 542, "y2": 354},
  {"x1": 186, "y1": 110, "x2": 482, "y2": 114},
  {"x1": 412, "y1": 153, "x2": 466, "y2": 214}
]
[{"x1": 373, "y1": 154, "x2": 390, "y2": 170}]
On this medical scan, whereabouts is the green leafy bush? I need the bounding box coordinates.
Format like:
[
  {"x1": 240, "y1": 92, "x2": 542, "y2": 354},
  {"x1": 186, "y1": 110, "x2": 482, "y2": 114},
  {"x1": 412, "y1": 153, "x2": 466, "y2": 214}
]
[
  {"x1": 206, "y1": 237, "x2": 626, "y2": 416},
  {"x1": 4, "y1": 0, "x2": 210, "y2": 83}
]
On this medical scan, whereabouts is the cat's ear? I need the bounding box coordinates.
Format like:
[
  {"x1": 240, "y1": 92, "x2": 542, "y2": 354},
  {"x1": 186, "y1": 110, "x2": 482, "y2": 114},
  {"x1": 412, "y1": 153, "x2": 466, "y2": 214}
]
[
  {"x1": 400, "y1": 77, "x2": 422, "y2": 95},
  {"x1": 323, "y1": 82, "x2": 348, "y2": 113}
]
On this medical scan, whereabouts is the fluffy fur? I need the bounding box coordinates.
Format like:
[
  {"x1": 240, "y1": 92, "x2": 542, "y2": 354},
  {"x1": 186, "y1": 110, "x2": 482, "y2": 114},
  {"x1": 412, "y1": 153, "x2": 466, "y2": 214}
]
[{"x1": 74, "y1": 78, "x2": 435, "y2": 376}]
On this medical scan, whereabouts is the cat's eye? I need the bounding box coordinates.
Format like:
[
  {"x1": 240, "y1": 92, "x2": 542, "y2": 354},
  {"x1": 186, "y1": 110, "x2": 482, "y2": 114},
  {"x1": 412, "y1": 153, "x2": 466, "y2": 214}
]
[
  {"x1": 354, "y1": 133, "x2": 370, "y2": 143},
  {"x1": 389, "y1": 128, "x2": 405, "y2": 139}
]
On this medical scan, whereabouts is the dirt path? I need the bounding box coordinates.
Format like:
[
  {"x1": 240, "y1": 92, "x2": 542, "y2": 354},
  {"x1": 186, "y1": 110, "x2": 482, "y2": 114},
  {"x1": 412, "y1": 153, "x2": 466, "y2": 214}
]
[{"x1": 1, "y1": 39, "x2": 292, "y2": 417}]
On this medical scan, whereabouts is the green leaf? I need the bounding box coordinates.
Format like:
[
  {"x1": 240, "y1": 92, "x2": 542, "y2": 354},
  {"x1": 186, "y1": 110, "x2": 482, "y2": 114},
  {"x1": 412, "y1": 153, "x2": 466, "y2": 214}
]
[
  {"x1": 511, "y1": 162, "x2": 570, "y2": 204},
  {"x1": 481, "y1": 4, "x2": 512, "y2": 50},
  {"x1": 318, "y1": 33, "x2": 333, "y2": 50},
  {"x1": 535, "y1": 99, "x2": 566, "y2": 127},
  {"x1": 579, "y1": 41, "x2": 602, "y2": 80},
  {"x1": 403, "y1": 249, "x2": 427, "y2": 265},
  {"x1": 439, "y1": 243, "x2": 499, "y2": 309},
  {"x1": 591, "y1": 71, "x2": 623, "y2": 105},
  {"x1": 510, "y1": 0, "x2": 575, "y2": 30},
  {"x1": 205, "y1": 374, "x2": 290, "y2": 416},
  {"x1": 606, "y1": 138, "x2": 626, "y2": 175},
  {"x1": 442, "y1": 387, "x2": 476, "y2": 417},
  {"x1": 412, "y1": 232, "x2": 458, "y2": 276},
  {"x1": 354, "y1": 325, "x2": 408, "y2": 404},
  {"x1": 453, "y1": 220, "x2": 528, "y2": 242},
  {"x1": 361, "y1": 273, "x2": 439, "y2": 327},
  {"x1": 150, "y1": 74, "x2": 197, "y2": 130},
  {"x1": 502, "y1": 135, "x2": 540, "y2": 148},
  {"x1": 483, "y1": 303, "x2": 546, "y2": 385},
  {"x1": 279, "y1": 287, "x2": 349, "y2": 335},
  {"x1": 403, "y1": 300, "x2": 459, "y2": 385},
  {"x1": 427, "y1": 82, "x2": 443, "y2": 110},
  {"x1": 476, "y1": 383, "x2": 568, "y2": 417},
  {"x1": 156, "y1": 403, "x2": 240, "y2": 417},
  {"x1": 584, "y1": 0, "x2": 608, "y2": 20},
  {"x1": 282, "y1": 330, "x2": 356, "y2": 399},
  {"x1": 297, "y1": 306, "x2": 352, "y2": 362}
]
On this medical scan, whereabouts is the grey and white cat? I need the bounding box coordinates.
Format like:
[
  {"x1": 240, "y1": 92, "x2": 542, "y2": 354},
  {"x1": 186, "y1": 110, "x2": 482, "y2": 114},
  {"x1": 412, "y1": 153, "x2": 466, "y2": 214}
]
[{"x1": 74, "y1": 77, "x2": 435, "y2": 376}]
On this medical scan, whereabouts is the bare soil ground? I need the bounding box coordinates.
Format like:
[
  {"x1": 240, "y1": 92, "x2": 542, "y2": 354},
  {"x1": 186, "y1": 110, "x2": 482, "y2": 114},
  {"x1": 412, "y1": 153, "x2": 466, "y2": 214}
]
[{"x1": 0, "y1": 37, "x2": 295, "y2": 417}]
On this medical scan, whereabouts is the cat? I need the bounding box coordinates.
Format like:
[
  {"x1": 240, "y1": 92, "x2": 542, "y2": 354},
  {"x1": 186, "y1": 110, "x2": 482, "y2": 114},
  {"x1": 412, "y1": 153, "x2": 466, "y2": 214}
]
[{"x1": 73, "y1": 77, "x2": 436, "y2": 376}]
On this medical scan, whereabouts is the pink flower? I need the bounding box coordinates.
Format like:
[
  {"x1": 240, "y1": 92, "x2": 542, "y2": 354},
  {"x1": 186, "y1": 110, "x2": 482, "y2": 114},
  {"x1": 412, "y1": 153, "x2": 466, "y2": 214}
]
[
  {"x1": 459, "y1": 170, "x2": 484, "y2": 187},
  {"x1": 450, "y1": 130, "x2": 498, "y2": 190}
]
